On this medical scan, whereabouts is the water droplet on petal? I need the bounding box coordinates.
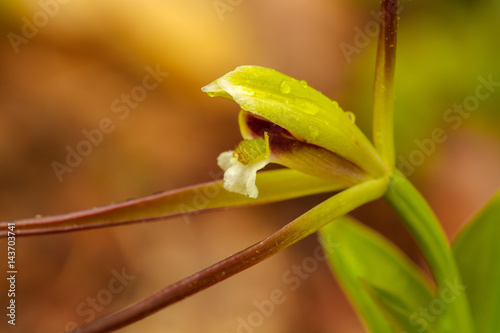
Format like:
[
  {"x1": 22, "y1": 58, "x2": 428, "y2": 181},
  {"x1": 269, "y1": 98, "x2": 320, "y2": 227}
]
[
  {"x1": 309, "y1": 126, "x2": 319, "y2": 138},
  {"x1": 299, "y1": 80, "x2": 308, "y2": 88},
  {"x1": 296, "y1": 99, "x2": 319, "y2": 115},
  {"x1": 345, "y1": 111, "x2": 356, "y2": 123},
  {"x1": 249, "y1": 91, "x2": 256, "y2": 96},
  {"x1": 280, "y1": 80, "x2": 291, "y2": 94}
]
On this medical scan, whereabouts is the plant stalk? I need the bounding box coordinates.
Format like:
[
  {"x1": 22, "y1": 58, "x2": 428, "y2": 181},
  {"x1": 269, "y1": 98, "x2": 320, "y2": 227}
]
[
  {"x1": 72, "y1": 177, "x2": 387, "y2": 333},
  {"x1": 372, "y1": 0, "x2": 398, "y2": 170}
]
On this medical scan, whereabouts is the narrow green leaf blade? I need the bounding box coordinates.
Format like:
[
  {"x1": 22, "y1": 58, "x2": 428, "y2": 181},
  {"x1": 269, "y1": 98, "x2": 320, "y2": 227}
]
[
  {"x1": 362, "y1": 282, "x2": 441, "y2": 333},
  {"x1": 0, "y1": 169, "x2": 344, "y2": 237},
  {"x1": 453, "y1": 190, "x2": 500, "y2": 332},
  {"x1": 319, "y1": 215, "x2": 434, "y2": 333},
  {"x1": 385, "y1": 170, "x2": 474, "y2": 333}
]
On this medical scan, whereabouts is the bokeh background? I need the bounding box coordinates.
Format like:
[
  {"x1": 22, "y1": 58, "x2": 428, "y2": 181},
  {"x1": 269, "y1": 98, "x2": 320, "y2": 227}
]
[{"x1": 0, "y1": 0, "x2": 499, "y2": 332}]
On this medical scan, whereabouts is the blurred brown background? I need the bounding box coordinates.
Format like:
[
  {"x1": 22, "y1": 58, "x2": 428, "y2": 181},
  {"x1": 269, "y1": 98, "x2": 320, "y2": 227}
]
[{"x1": 0, "y1": 0, "x2": 499, "y2": 332}]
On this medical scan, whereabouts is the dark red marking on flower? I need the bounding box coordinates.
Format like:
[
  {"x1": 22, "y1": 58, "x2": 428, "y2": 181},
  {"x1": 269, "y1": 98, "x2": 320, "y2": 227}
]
[
  {"x1": 266, "y1": 133, "x2": 369, "y2": 185},
  {"x1": 242, "y1": 111, "x2": 303, "y2": 141}
]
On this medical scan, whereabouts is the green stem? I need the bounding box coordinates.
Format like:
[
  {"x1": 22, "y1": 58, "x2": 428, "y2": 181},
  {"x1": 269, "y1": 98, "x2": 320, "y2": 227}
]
[
  {"x1": 385, "y1": 170, "x2": 474, "y2": 332},
  {"x1": 372, "y1": 0, "x2": 398, "y2": 169}
]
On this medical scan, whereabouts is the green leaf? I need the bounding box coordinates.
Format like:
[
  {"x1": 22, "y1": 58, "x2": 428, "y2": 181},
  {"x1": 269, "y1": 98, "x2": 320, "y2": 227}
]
[
  {"x1": 202, "y1": 65, "x2": 387, "y2": 178},
  {"x1": 319, "y1": 215, "x2": 434, "y2": 333},
  {"x1": 385, "y1": 170, "x2": 474, "y2": 333},
  {"x1": 0, "y1": 169, "x2": 344, "y2": 237},
  {"x1": 362, "y1": 283, "x2": 440, "y2": 333},
  {"x1": 453, "y1": 190, "x2": 500, "y2": 332}
]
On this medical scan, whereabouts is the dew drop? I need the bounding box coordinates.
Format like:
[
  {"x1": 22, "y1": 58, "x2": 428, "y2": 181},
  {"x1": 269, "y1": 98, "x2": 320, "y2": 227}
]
[
  {"x1": 249, "y1": 91, "x2": 255, "y2": 96},
  {"x1": 345, "y1": 111, "x2": 356, "y2": 123},
  {"x1": 299, "y1": 80, "x2": 308, "y2": 88},
  {"x1": 280, "y1": 80, "x2": 291, "y2": 94},
  {"x1": 297, "y1": 99, "x2": 319, "y2": 115},
  {"x1": 309, "y1": 126, "x2": 319, "y2": 138}
]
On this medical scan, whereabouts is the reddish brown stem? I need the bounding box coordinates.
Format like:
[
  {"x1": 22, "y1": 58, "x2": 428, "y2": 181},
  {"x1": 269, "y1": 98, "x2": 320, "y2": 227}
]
[
  {"x1": 71, "y1": 218, "x2": 299, "y2": 333},
  {"x1": 372, "y1": 0, "x2": 398, "y2": 168}
]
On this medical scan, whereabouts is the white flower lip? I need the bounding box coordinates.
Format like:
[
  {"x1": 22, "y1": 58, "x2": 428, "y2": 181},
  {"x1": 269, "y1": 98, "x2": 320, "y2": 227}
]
[{"x1": 217, "y1": 151, "x2": 268, "y2": 199}]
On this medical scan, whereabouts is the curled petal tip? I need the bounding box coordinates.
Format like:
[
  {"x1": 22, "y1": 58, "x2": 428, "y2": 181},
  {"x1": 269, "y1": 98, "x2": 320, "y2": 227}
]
[
  {"x1": 201, "y1": 80, "x2": 232, "y2": 99},
  {"x1": 200, "y1": 81, "x2": 218, "y2": 93}
]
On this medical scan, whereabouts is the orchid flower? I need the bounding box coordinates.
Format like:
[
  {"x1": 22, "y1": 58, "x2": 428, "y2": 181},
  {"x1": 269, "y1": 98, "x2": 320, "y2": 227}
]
[
  {"x1": 203, "y1": 65, "x2": 388, "y2": 198},
  {"x1": 5, "y1": 1, "x2": 500, "y2": 332}
]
